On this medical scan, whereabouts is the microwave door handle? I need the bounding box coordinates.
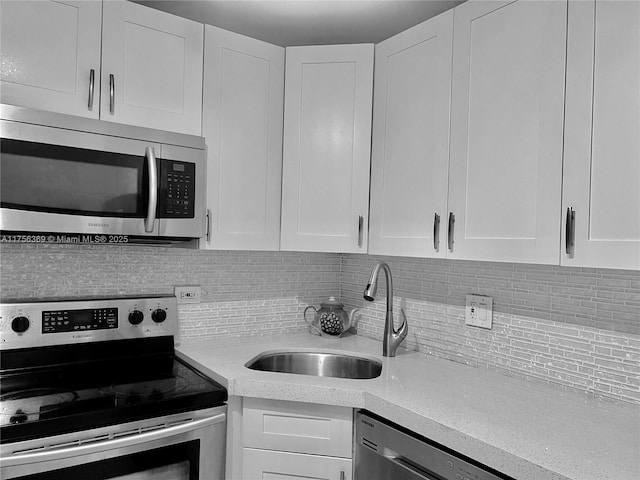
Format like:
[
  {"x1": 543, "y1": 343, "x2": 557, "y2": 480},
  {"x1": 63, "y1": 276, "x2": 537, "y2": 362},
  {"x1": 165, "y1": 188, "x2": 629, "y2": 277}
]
[{"x1": 145, "y1": 147, "x2": 158, "y2": 233}]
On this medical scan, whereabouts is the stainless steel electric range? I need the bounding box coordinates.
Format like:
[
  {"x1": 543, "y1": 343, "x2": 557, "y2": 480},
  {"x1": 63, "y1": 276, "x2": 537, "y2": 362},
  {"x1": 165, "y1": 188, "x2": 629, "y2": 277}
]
[{"x1": 0, "y1": 295, "x2": 227, "y2": 479}]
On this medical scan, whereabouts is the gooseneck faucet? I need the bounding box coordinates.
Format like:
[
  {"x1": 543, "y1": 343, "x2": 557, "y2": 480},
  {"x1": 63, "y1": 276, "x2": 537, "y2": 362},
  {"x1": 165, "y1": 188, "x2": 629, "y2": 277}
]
[{"x1": 363, "y1": 262, "x2": 408, "y2": 357}]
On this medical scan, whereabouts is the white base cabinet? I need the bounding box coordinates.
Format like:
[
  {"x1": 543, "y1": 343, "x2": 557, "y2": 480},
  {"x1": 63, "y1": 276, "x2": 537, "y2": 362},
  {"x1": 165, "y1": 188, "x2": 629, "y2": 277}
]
[
  {"x1": 242, "y1": 398, "x2": 353, "y2": 480},
  {"x1": 243, "y1": 449, "x2": 352, "y2": 480}
]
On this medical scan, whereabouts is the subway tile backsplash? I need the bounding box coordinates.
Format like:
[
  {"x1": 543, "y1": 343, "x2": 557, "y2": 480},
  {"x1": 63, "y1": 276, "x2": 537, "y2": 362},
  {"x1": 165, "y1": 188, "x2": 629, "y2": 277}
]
[
  {"x1": 341, "y1": 255, "x2": 640, "y2": 335},
  {"x1": 1, "y1": 244, "x2": 638, "y2": 404},
  {"x1": 341, "y1": 254, "x2": 640, "y2": 405},
  {"x1": 0, "y1": 244, "x2": 341, "y2": 340}
]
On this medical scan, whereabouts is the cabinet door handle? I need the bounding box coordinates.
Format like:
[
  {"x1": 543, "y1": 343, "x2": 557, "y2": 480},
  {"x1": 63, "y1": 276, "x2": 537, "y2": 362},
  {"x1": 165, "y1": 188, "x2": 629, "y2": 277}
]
[
  {"x1": 339, "y1": 470, "x2": 345, "y2": 480},
  {"x1": 109, "y1": 74, "x2": 115, "y2": 114},
  {"x1": 358, "y1": 215, "x2": 364, "y2": 248},
  {"x1": 87, "y1": 69, "x2": 95, "y2": 110},
  {"x1": 433, "y1": 213, "x2": 440, "y2": 251},
  {"x1": 447, "y1": 212, "x2": 455, "y2": 252},
  {"x1": 206, "y1": 209, "x2": 212, "y2": 242},
  {"x1": 565, "y1": 207, "x2": 575, "y2": 256},
  {"x1": 144, "y1": 147, "x2": 158, "y2": 233}
]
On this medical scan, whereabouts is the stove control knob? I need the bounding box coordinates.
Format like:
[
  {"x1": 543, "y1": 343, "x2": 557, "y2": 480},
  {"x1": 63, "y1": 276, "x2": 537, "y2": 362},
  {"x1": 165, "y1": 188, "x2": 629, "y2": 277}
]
[
  {"x1": 151, "y1": 309, "x2": 167, "y2": 323},
  {"x1": 11, "y1": 316, "x2": 30, "y2": 334},
  {"x1": 128, "y1": 310, "x2": 144, "y2": 325}
]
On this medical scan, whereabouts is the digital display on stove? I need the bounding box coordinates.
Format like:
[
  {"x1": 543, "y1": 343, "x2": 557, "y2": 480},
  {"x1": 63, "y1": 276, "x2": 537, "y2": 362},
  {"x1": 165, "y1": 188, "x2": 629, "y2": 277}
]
[
  {"x1": 74, "y1": 311, "x2": 93, "y2": 324},
  {"x1": 42, "y1": 308, "x2": 118, "y2": 334}
]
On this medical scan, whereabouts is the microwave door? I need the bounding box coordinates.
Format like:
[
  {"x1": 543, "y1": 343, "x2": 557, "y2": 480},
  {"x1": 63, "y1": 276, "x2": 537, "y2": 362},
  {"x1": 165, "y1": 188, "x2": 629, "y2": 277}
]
[{"x1": 0, "y1": 122, "x2": 162, "y2": 236}]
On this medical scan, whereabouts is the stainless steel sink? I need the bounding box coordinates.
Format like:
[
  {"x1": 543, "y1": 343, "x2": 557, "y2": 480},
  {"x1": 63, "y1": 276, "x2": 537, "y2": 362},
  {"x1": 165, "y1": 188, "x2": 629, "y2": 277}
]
[{"x1": 245, "y1": 351, "x2": 382, "y2": 379}]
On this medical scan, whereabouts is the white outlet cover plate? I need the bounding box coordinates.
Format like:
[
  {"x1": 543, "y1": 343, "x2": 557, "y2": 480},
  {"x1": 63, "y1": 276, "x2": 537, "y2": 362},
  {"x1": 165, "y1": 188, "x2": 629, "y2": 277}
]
[
  {"x1": 465, "y1": 294, "x2": 493, "y2": 329},
  {"x1": 175, "y1": 286, "x2": 201, "y2": 304}
]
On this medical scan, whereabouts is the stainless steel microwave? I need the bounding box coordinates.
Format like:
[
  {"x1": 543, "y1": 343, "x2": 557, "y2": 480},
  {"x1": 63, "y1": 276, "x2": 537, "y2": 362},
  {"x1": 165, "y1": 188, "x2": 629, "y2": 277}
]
[{"x1": 0, "y1": 105, "x2": 205, "y2": 239}]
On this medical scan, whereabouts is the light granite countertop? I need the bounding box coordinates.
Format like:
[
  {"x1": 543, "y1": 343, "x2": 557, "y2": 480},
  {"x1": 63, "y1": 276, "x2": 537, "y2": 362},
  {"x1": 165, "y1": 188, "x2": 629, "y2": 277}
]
[{"x1": 177, "y1": 333, "x2": 640, "y2": 480}]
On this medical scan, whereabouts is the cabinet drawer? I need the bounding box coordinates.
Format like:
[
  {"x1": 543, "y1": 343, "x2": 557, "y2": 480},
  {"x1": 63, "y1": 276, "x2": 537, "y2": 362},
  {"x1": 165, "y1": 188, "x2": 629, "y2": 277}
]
[
  {"x1": 243, "y1": 448, "x2": 352, "y2": 480},
  {"x1": 243, "y1": 398, "x2": 353, "y2": 458}
]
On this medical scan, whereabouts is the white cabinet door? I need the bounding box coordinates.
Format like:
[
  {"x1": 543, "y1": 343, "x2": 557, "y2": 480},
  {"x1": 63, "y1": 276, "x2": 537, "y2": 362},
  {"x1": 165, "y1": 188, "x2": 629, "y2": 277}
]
[
  {"x1": 562, "y1": 0, "x2": 640, "y2": 270},
  {"x1": 241, "y1": 398, "x2": 353, "y2": 480},
  {"x1": 243, "y1": 449, "x2": 352, "y2": 480},
  {"x1": 201, "y1": 26, "x2": 284, "y2": 251},
  {"x1": 101, "y1": 0, "x2": 204, "y2": 135},
  {"x1": 0, "y1": 0, "x2": 102, "y2": 118},
  {"x1": 280, "y1": 44, "x2": 374, "y2": 253},
  {"x1": 369, "y1": 10, "x2": 453, "y2": 258},
  {"x1": 243, "y1": 398, "x2": 352, "y2": 458},
  {"x1": 447, "y1": 0, "x2": 567, "y2": 264}
]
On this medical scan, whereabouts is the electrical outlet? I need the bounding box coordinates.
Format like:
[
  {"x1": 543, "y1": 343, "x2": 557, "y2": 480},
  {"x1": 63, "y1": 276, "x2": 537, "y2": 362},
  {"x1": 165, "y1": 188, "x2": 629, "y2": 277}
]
[
  {"x1": 465, "y1": 294, "x2": 493, "y2": 329},
  {"x1": 175, "y1": 286, "x2": 201, "y2": 304}
]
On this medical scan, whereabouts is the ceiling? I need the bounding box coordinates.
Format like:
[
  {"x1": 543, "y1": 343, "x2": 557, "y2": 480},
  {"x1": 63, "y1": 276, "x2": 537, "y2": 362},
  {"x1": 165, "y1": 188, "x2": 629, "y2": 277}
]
[{"x1": 132, "y1": 0, "x2": 464, "y2": 46}]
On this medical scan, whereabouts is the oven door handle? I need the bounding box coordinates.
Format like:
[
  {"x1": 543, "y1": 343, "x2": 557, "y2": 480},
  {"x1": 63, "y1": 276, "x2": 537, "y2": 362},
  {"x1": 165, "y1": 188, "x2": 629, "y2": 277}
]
[{"x1": 2, "y1": 413, "x2": 225, "y2": 468}]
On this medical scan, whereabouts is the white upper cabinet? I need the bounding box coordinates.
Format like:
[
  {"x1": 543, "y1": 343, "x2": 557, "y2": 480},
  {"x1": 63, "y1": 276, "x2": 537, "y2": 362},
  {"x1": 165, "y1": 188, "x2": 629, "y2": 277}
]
[
  {"x1": 101, "y1": 0, "x2": 203, "y2": 135},
  {"x1": 280, "y1": 44, "x2": 374, "y2": 253},
  {"x1": 0, "y1": 0, "x2": 203, "y2": 135},
  {"x1": 369, "y1": 10, "x2": 453, "y2": 258},
  {"x1": 0, "y1": 0, "x2": 102, "y2": 118},
  {"x1": 562, "y1": 0, "x2": 640, "y2": 270},
  {"x1": 201, "y1": 26, "x2": 285, "y2": 250},
  {"x1": 447, "y1": 0, "x2": 567, "y2": 264}
]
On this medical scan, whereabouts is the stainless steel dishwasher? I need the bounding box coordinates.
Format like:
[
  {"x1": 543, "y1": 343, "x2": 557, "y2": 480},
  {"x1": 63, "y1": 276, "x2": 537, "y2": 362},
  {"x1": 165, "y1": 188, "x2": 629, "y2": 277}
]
[{"x1": 354, "y1": 411, "x2": 514, "y2": 480}]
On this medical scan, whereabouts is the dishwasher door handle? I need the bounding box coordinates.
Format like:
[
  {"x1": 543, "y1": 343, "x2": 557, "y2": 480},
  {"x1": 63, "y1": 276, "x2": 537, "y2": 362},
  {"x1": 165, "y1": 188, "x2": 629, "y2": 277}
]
[{"x1": 385, "y1": 455, "x2": 440, "y2": 480}]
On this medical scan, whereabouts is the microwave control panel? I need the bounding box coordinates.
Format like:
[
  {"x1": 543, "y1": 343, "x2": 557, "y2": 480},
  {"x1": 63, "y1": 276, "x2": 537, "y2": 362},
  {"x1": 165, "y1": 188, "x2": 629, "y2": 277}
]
[{"x1": 159, "y1": 159, "x2": 196, "y2": 218}]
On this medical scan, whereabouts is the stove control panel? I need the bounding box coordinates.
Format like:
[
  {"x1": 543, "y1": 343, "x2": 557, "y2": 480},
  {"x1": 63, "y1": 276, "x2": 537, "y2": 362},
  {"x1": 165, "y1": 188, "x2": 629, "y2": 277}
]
[
  {"x1": 43, "y1": 308, "x2": 118, "y2": 334},
  {"x1": 0, "y1": 295, "x2": 178, "y2": 349}
]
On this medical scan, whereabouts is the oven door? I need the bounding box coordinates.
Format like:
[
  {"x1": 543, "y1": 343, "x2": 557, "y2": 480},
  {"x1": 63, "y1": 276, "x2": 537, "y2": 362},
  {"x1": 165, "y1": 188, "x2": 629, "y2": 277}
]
[{"x1": 0, "y1": 407, "x2": 226, "y2": 480}]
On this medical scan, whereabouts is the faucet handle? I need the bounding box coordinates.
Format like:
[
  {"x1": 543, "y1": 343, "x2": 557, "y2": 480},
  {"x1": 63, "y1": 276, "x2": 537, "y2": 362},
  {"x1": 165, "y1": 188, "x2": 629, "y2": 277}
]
[{"x1": 396, "y1": 308, "x2": 408, "y2": 339}]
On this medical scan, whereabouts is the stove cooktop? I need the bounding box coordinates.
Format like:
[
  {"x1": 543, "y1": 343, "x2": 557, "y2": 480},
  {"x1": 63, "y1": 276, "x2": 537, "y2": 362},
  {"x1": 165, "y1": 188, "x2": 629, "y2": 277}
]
[
  {"x1": 0, "y1": 295, "x2": 228, "y2": 444},
  {"x1": 0, "y1": 339, "x2": 227, "y2": 444}
]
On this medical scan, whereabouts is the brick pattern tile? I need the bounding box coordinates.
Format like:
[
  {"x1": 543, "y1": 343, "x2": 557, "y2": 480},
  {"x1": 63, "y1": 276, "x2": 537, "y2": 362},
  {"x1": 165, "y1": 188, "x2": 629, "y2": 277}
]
[
  {"x1": 0, "y1": 244, "x2": 340, "y2": 342},
  {"x1": 341, "y1": 254, "x2": 640, "y2": 405},
  {"x1": 341, "y1": 255, "x2": 640, "y2": 334},
  {"x1": 1, "y1": 244, "x2": 637, "y2": 404}
]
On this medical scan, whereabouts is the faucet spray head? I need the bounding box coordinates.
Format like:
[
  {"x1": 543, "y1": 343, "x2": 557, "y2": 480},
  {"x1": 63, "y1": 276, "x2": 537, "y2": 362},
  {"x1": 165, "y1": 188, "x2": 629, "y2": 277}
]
[
  {"x1": 363, "y1": 282, "x2": 377, "y2": 302},
  {"x1": 363, "y1": 264, "x2": 381, "y2": 301}
]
